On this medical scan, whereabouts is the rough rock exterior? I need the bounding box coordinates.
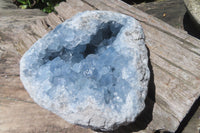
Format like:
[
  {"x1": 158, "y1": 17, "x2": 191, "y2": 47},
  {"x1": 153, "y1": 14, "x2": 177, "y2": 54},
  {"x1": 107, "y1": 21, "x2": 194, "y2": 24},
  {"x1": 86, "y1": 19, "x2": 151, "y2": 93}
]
[
  {"x1": 20, "y1": 11, "x2": 150, "y2": 131},
  {"x1": 184, "y1": 0, "x2": 200, "y2": 28}
]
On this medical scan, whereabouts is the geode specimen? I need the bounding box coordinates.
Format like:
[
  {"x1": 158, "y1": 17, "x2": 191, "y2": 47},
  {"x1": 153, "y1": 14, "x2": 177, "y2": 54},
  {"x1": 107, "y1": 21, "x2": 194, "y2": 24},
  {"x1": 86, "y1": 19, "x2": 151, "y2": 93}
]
[{"x1": 20, "y1": 11, "x2": 150, "y2": 131}]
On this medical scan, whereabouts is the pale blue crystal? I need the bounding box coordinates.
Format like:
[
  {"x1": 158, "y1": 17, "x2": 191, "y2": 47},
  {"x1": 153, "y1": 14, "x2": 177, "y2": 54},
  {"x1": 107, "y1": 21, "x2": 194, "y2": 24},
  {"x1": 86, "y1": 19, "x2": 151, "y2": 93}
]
[{"x1": 20, "y1": 11, "x2": 150, "y2": 131}]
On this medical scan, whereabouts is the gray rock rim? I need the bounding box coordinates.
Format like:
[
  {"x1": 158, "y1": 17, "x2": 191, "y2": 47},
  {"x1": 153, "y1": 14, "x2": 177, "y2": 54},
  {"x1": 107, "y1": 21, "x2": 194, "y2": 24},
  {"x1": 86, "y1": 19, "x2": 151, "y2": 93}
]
[{"x1": 184, "y1": 0, "x2": 200, "y2": 26}]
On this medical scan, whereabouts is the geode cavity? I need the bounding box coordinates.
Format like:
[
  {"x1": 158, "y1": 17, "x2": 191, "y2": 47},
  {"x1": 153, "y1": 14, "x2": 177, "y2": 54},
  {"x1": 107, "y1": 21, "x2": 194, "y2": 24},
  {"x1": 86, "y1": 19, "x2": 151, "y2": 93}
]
[{"x1": 20, "y1": 11, "x2": 150, "y2": 131}]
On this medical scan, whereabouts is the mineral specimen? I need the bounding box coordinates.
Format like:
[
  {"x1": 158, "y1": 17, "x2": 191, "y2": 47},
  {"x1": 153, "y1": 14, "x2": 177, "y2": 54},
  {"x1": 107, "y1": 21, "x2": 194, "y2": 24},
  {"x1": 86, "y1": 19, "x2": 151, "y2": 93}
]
[{"x1": 20, "y1": 11, "x2": 150, "y2": 131}]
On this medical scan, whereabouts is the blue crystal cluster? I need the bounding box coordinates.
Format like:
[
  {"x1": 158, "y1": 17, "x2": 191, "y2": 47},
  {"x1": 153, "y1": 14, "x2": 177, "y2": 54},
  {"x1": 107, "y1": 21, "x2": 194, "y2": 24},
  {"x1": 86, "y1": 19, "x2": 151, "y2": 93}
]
[{"x1": 20, "y1": 11, "x2": 150, "y2": 131}]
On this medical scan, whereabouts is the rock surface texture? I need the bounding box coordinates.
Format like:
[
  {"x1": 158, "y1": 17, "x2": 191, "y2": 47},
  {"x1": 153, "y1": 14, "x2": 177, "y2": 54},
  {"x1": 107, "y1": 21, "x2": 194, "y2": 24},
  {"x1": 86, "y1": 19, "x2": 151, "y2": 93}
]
[
  {"x1": 184, "y1": 0, "x2": 200, "y2": 28},
  {"x1": 20, "y1": 11, "x2": 150, "y2": 131}
]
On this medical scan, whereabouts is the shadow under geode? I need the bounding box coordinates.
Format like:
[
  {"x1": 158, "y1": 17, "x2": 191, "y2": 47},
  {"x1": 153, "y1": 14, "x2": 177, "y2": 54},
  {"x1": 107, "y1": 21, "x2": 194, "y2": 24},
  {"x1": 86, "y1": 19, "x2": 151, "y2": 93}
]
[{"x1": 104, "y1": 47, "x2": 156, "y2": 133}]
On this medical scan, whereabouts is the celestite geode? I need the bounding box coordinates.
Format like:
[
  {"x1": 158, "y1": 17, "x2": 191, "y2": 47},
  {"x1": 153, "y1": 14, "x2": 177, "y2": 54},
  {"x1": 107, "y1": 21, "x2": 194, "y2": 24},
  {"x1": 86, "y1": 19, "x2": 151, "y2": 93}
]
[{"x1": 20, "y1": 11, "x2": 150, "y2": 131}]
